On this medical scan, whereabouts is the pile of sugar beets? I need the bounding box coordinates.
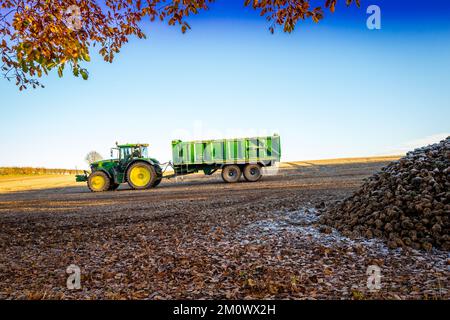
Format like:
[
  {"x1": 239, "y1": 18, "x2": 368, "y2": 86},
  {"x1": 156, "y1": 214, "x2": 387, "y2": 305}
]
[{"x1": 319, "y1": 136, "x2": 450, "y2": 251}]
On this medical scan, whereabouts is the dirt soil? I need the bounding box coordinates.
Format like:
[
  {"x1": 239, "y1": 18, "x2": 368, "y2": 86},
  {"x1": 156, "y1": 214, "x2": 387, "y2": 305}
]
[{"x1": 0, "y1": 158, "x2": 448, "y2": 300}]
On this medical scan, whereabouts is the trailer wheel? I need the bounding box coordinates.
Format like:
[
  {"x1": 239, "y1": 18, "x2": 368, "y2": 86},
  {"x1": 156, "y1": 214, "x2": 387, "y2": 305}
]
[
  {"x1": 88, "y1": 171, "x2": 111, "y2": 192},
  {"x1": 221, "y1": 165, "x2": 242, "y2": 183},
  {"x1": 243, "y1": 164, "x2": 262, "y2": 182},
  {"x1": 127, "y1": 162, "x2": 157, "y2": 190}
]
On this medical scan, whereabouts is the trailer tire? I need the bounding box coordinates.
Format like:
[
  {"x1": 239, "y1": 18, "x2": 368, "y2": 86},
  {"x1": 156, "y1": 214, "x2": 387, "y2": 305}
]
[
  {"x1": 88, "y1": 171, "x2": 111, "y2": 192},
  {"x1": 243, "y1": 164, "x2": 262, "y2": 182},
  {"x1": 127, "y1": 162, "x2": 157, "y2": 190},
  {"x1": 221, "y1": 165, "x2": 242, "y2": 183}
]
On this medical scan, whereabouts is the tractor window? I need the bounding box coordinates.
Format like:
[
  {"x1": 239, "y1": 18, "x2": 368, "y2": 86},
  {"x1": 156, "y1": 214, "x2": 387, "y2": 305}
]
[
  {"x1": 111, "y1": 148, "x2": 119, "y2": 159},
  {"x1": 131, "y1": 147, "x2": 141, "y2": 158},
  {"x1": 120, "y1": 148, "x2": 131, "y2": 160},
  {"x1": 141, "y1": 147, "x2": 148, "y2": 158}
]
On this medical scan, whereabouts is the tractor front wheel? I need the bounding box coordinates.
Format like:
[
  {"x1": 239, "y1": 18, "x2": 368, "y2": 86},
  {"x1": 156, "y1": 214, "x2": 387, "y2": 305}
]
[
  {"x1": 88, "y1": 171, "x2": 111, "y2": 192},
  {"x1": 127, "y1": 162, "x2": 157, "y2": 190}
]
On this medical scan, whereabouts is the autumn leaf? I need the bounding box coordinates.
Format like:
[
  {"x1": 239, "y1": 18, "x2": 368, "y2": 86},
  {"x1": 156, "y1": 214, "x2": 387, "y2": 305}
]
[
  {"x1": 80, "y1": 69, "x2": 88, "y2": 80},
  {"x1": 246, "y1": 278, "x2": 256, "y2": 287}
]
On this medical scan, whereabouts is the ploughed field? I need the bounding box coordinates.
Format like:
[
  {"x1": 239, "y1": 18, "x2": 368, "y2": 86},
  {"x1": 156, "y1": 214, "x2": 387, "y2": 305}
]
[{"x1": 0, "y1": 157, "x2": 448, "y2": 299}]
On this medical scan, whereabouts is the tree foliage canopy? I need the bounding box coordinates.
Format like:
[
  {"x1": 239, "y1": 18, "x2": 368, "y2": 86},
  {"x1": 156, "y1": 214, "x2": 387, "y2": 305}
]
[{"x1": 0, "y1": 0, "x2": 359, "y2": 89}]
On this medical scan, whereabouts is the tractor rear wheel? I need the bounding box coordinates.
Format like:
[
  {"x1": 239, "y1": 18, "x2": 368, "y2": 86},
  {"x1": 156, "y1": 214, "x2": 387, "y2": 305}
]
[
  {"x1": 221, "y1": 165, "x2": 242, "y2": 183},
  {"x1": 127, "y1": 162, "x2": 157, "y2": 190},
  {"x1": 243, "y1": 164, "x2": 262, "y2": 182},
  {"x1": 88, "y1": 171, "x2": 110, "y2": 192},
  {"x1": 153, "y1": 178, "x2": 162, "y2": 187}
]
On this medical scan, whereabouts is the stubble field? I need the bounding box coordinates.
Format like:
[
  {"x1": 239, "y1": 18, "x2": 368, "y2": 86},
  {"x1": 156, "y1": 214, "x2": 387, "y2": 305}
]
[{"x1": 0, "y1": 156, "x2": 448, "y2": 299}]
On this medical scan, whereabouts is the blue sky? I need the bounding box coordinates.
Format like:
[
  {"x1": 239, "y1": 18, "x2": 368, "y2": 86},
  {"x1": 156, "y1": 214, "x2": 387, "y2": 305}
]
[{"x1": 1, "y1": 0, "x2": 449, "y2": 169}]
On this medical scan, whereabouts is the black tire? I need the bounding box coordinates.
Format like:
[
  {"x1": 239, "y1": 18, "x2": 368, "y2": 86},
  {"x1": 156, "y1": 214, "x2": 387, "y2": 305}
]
[
  {"x1": 87, "y1": 171, "x2": 111, "y2": 192},
  {"x1": 126, "y1": 162, "x2": 157, "y2": 190},
  {"x1": 108, "y1": 183, "x2": 120, "y2": 191},
  {"x1": 153, "y1": 178, "x2": 162, "y2": 187},
  {"x1": 221, "y1": 165, "x2": 242, "y2": 183},
  {"x1": 243, "y1": 164, "x2": 262, "y2": 182}
]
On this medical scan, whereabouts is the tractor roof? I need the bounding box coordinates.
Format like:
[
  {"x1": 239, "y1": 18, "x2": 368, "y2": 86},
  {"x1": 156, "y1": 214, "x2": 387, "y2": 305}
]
[{"x1": 116, "y1": 143, "x2": 149, "y2": 148}]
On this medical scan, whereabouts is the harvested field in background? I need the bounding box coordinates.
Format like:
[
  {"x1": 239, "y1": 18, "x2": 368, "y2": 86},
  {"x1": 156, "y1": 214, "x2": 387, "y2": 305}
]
[{"x1": 0, "y1": 175, "x2": 79, "y2": 193}]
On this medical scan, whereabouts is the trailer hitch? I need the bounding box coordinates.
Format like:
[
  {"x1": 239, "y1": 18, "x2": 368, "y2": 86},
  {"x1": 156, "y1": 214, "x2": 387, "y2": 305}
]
[{"x1": 159, "y1": 161, "x2": 178, "y2": 179}]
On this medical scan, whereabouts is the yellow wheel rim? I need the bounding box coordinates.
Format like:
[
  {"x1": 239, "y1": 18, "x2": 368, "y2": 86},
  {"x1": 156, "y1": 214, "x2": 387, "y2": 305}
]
[
  {"x1": 129, "y1": 165, "x2": 151, "y2": 187},
  {"x1": 91, "y1": 175, "x2": 106, "y2": 191}
]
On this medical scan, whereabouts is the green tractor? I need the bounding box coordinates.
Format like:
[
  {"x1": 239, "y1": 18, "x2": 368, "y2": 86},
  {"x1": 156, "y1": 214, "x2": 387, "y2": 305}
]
[{"x1": 76, "y1": 143, "x2": 162, "y2": 192}]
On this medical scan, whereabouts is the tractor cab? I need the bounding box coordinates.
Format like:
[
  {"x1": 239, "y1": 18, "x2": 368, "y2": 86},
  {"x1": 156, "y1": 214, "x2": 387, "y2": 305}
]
[{"x1": 111, "y1": 143, "x2": 149, "y2": 162}]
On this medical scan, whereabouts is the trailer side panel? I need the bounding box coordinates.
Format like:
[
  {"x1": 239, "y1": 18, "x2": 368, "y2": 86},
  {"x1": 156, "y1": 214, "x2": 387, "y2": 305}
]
[{"x1": 171, "y1": 135, "x2": 281, "y2": 166}]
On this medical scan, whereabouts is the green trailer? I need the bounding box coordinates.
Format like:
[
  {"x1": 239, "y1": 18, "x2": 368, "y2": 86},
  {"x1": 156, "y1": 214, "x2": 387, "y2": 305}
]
[
  {"x1": 77, "y1": 135, "x2": 280, "y2": 192},
  {"x1": 171, "y1": 135, "x2": 281, "y2": 182}
]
